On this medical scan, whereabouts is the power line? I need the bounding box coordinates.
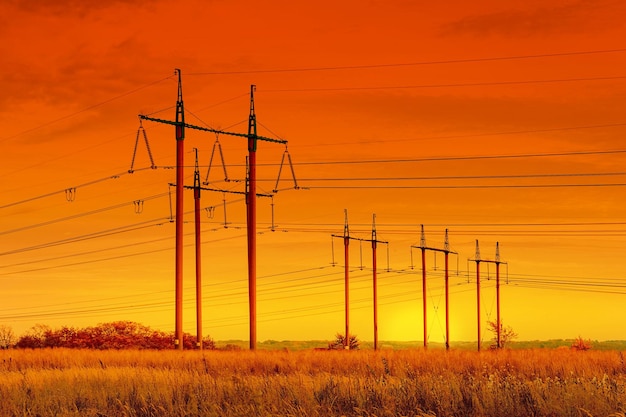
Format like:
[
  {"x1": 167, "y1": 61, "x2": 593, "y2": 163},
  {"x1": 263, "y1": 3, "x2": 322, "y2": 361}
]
[
  {"x1": 0, "y1": 74, "x2": 175, "y2": 143},
  {"x1": 283, "y1": 148, "x2": 626, "y2": 166},
  {"x1": 0, "y1": 231, "x2": 248, "y2": 276},
  {"x1": 0, "y1": 159, "x2": 626, "y2": 213},
  {"x1": 0, "y1": 191, "x2": 170, "y2": 237},
  {"x1": 291, "y1": 122, "x2": 626, "y2": 148},
  {"x1": 4, "y1": 260, "x2": 624, "y2": 326},
  {"x1": 262, "y1": 75, "x2": 626, "y2": 93},
  {"x1": 511, "y1": 283, "x2": 626, "y2": 296},
  {"x1": 161, "y1": 148, "x2": 626, "y2": 169},
  {"x1": 306, "y1": 183, "x2": 626, "y2": 189},
  {"x1": 201, "y1": 222, "x2": 626, "y2": 238},
  {"x1": 511, "y1": 278, "x2": 626, "y2": 289},
  {"x1": 0, "y1": 217, "x2": 169, "y2": 257},
  {"x1": 257, "y1": 221, "x2": 626, "y2": 228},
  {"x1": 0, "y1": 168, "x2": 149, "y2": 210},
  {"x1": 0, "y1": 266, "x2": 334, "y2": 314},
  {"x1": 257, "y1": 171, "x2": 626, "y2": 182},
  {"x1": 185, "y1": 48, "x2": 626, "y2": 75}
]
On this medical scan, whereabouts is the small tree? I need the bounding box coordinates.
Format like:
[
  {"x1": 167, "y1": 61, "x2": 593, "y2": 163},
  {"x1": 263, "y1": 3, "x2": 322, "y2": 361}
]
[
  {"x1": 328, "y1": 333, "x2": 360, "y2": 350},
  {"x1": 16, "y1": 324, "x2": 51, "y2": 349},
  {"x1": 0, "y1": 325, "x2": 15, "y2": 349},
  {"x1": 571, "y1": 336, "x2": 592, "y2": 351},
  {"x1": 487, "y1": 320, "x2": 518, "y2": 349}
]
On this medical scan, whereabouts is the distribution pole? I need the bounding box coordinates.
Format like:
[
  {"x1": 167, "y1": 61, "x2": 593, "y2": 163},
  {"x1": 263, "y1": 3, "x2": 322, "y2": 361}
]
[
  {"x1": 193, "y1": 149, "x2": 203, "y2": 350},
  {"x1": 444, "y1": 229, "x2": 451, "y2": 351},
  {"x1": 474, "y1": 240, "x2": 481, "y2": 351},
  {"x1": 470, "y1": 241, "x2": 507, "y2": 350},
  {"x1": 495, "y1": 242, "x2": 503, "y2": 348},
  {"x1": 343, "y1": 210, "x2": 350, "y2": 349},
  {"x1": 411, "y1": 226, "x2": 457, "y2": 350},
  {"x1": 174, "y1": 69, "x2": 185, "y2": 350},
  {"x1": 372, "y1": 214, "x2": 378, "y2": 350},
  {"x1": 420, "y1": 226, "x2": 427, "y2": 348},
  {"x1": 246, "y1": 85, "x2": 258, "y2": 350},
  {"x1": 331, "y1": 212, "x2": 388, "y2": 350}
]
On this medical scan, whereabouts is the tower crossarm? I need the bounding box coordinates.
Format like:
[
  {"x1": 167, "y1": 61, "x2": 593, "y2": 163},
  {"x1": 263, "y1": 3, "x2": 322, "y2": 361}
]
[{"x1": 139, "y1": 115, "x2": 287, "y2": 145}]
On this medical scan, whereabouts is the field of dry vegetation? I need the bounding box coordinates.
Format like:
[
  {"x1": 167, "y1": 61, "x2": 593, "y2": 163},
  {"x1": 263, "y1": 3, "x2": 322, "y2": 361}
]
[{"x1": 1, "y1": 348, "x2": 625, "y2": 417}]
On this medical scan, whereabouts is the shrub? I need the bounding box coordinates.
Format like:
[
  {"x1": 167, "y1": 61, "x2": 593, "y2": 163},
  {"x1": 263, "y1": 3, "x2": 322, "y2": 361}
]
[
  {"x1": 571, "y1": 336, "x2": 592, "y2": 351},
  {"x1": 328, "y1": 333, "x2": 360, "y2": 350},
  {"x1": 15, "y1": 321, "x2": 215, "y2": 350}
]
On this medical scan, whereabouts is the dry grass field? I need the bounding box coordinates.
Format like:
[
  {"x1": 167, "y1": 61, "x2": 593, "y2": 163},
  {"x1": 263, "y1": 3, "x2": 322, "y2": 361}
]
[{"x1": 1, "y1": 348, "x2": 625, "y2": 416}]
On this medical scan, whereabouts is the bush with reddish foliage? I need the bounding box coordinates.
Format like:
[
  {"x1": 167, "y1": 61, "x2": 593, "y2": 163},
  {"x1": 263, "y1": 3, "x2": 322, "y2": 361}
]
[
  {"x1": 571, "y1": 336, "x2": 592, "y2": 351},
  {"x1": 15, "y1": 321, "x2": 215, "y2": 350}
]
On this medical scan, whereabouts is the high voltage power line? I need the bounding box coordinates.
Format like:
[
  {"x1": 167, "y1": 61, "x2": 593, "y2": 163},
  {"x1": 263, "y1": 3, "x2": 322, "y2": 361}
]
[
  {"x1": 257, "y1": 172, "x2": 626, "y2": 181},
  {"x1": 260, "y1": 75, "x2": 626, "y2": 93},
  {"x1": 306, "y1": 183, "x2": 626, "y2": 189},
  {"x1": 0, "y1": 74, "x2": 176, "y2": 144},
  {"x1": 0, "y1": 266, "x2": 334, "y2": 315},
  {"x1": 0, "y1": 268, "x2": 483, "y2": 324},
  {"x1": 8, "y1": 265, "x2": 623, "y2": 334},
  {"x1": 4, "y1": 49, "x2": 626, "y2": 344},
  {"x1": 185, "y1": 48, "x2": 626, "y2": 75},
  {"x1": 4, "y1": 215, "x2": 626, "y2": 274},
  {"x1": 2, "y1": 254, "x2": 623, "y2": 339},
  {"x1": 4, "y1": 148, "x2": 626, "y2": 213},
  {"x1": 291, "y1": 122, "x2": 626, "y2": 148},
  {"x1": 2, "y1": 261, "x2": 622, "y2": 321}
]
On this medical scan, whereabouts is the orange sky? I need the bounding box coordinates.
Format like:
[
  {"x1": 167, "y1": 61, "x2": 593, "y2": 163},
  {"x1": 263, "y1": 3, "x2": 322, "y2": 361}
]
[{"x1": 2, "y1": 0, "x2": 626, "y2": 345}]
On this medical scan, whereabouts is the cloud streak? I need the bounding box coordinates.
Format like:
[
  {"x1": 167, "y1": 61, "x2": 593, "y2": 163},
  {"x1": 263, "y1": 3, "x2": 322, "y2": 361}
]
[{"x1": 441, "y1": 0, "x2": 626, "y2": 37}]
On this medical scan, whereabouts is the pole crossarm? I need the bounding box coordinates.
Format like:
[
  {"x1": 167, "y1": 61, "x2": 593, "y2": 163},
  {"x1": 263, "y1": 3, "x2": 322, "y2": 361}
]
[
  {"x1": 411, "y1": 245, "x2": 458, "y2": 255},
  {"x1": 469, "y1": 258, "x2": 507, "y2": 265},
  {"x1": 181, "y1": 184, "x2": 273, "y2": 198},
  {"x1": 138, "y1": 115, "x2": 287, "y2": 145},
  {"x1": 332, "y1": 234, "x2": 388, "y2": 245}
]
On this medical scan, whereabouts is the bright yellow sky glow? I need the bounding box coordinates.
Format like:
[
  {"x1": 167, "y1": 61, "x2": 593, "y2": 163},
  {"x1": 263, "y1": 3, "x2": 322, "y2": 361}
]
[{"x1": 1, "y1": 0, "x2": 626, "y2": 344}]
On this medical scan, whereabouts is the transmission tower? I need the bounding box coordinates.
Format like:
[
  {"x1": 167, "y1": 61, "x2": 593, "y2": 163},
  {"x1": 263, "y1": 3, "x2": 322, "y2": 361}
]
[{"x1": 139, "y1": 72, "x2": 287, "y2": 350}]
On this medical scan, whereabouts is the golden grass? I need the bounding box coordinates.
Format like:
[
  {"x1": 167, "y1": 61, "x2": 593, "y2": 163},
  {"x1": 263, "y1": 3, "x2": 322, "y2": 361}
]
[{"x1": 1, "y1": 348, "x2": 625, "y2": 416}]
